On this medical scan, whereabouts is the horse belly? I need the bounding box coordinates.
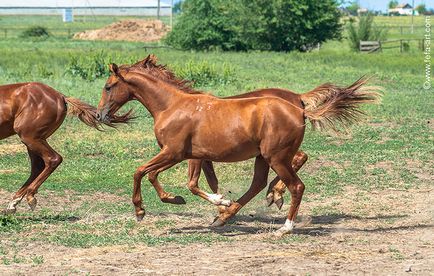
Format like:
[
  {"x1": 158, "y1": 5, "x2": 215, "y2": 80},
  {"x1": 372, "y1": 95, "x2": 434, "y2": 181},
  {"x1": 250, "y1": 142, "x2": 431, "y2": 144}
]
[
  {"x1": 189, "y1": 138, "x2": 260, "y2": 162},
  {"x1": 0, "y1": 121, "x2": 15, "y2": 139}
]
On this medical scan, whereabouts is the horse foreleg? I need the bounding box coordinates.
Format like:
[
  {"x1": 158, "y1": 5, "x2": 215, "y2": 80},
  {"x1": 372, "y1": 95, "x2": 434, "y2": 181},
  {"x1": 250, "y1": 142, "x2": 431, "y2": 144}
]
[
  {"x1": 3, "y1": 148, "x2": 45, "y2": 214},
  {"x1": 133, "y1": 149, "x2": 182, "y2": 221},
  {"x1": 187, "y1": 159, "x2": 231, "y2": 206},
  {"x1": 266, "y1": 150, "x2": 308, "y2": 209},
  {"x1": 211, "y1": 155, "x2": 270, "y2": 227}
]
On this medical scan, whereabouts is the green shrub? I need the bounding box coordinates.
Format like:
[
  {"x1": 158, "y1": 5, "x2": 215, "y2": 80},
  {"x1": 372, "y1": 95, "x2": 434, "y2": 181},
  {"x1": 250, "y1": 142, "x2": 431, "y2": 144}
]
[
  {"x1": 347, "y1": 14, "x2": 387, "y2": 51},
  {"x1": 165, "y1": 0, "x2": 342, "y2": 52},
  {"x1": 65, "y1": 51, "x2": 234, "y2": 85},
  {"x1": 20, "y1": 26, "x2": 50, "y2": 38},
  {"x1": 171, "y1": 60, "x2": 234, "y2": 86},
  {"x1": 66, "y1": 51, "x2": 112, "y2": 81}
]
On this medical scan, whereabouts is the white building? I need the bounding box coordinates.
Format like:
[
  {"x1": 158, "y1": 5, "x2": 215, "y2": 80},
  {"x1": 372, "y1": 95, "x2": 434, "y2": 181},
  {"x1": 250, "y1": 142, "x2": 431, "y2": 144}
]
[
  {"x1": 388, "y1": 3, "x2": 418, "y2": 16},
  {"x1": 0, "y1": 0, "x2": 172, "y2": 16}
]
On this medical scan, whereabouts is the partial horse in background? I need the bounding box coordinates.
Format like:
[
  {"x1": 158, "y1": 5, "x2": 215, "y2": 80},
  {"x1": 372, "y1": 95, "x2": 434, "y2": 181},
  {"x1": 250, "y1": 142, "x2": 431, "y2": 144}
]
[{"x1": 0, "y1": 82, "x2": 131, "y2": 214}]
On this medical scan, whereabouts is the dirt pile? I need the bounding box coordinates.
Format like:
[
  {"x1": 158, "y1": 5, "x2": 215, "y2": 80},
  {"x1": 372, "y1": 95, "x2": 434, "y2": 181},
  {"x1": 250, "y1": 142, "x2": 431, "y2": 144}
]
[{"x1": 73, "y1": 19, "x2": 169, "y2": 42}]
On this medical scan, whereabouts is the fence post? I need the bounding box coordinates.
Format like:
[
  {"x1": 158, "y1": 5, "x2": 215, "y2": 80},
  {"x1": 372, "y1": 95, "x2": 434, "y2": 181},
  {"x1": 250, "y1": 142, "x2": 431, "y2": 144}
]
[
  {"x1": 400, "y1": 26, "x2": 403, "y2": 35},
  {"x1": 400, "y1": 40, "x2": 402, "y2": 53},
  {"x1": 4, "y1": 29, "x2": 6, "y2": 38}
]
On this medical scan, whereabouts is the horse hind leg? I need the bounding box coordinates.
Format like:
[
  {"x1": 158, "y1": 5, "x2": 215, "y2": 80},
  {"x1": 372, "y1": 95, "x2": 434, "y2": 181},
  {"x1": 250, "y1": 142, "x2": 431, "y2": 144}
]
[
  {"x1": 269, "y1": 156, "x2": 305, "y2": 237},
  {"x1": 211, "y1": 155, "x2": 269, "y2": 227},
  {"x1": 266, "y1": 150, "x2": 308, "y2": 209},
  {"x1": 21, "y1": 138, "x2": 62, "y2": 212},
  {"x1": 3, "y1": 148, "x2": 44, "y2": 214},
  {"x1": 202, "y1": 160, "x2": 219, "y2": 193},
  {"x1": 187, "y1": 159, "x2": 231, "y2": 207}
]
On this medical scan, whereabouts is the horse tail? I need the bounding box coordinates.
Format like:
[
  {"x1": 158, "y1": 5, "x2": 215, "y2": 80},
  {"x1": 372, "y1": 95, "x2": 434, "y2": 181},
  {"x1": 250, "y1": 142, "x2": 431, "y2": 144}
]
[
  {"x1": 300, "y1": 76, "x2": 382, "y2": 133},
  {"x1": 65, "y1": 97, "x2": 134, "y2": 130},
  {"x1": 64, "y1": 97, "x2": 103, "y2": 130}
]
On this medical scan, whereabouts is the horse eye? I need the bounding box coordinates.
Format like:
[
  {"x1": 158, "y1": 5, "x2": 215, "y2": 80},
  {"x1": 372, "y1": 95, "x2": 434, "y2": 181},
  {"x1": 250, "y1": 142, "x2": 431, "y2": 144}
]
[{"x1": 105, "y1": 84, "x2": 111, "y2": 92}]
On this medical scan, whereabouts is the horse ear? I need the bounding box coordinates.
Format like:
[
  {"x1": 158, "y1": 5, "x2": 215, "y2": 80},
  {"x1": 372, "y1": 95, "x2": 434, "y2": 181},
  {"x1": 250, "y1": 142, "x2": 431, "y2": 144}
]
[
  {"x1": 142, "y1": 54, "x2": 158, "y2": 67},
  {"x1": 148, "y1": 54, "x2": 158, "y2": 64},
  {"x1": 109, "y1": 63, "x2": 119, "y2": 75}
]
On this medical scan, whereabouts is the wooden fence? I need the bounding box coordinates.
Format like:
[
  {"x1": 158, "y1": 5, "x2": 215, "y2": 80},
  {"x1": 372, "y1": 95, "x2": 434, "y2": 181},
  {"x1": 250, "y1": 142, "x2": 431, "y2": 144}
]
[{"x1": 360, "y1": 39, "x2": 427, "y2": 53}]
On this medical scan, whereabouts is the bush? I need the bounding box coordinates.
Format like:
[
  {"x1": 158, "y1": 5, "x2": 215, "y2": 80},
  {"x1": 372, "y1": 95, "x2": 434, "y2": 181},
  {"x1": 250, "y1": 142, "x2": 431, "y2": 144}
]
[
  {"x1": 347, "y1": 14, "x2": 387, "y2": 51},
  {"x1": 165, "y1": 0, "x2": 342, "y2": 52},
  {"x1": 171, "y1": 60, "x2": 234, "y2": 86},
  {"x1": 20, "y1": 26, "x2": 50, "y2": 38},
  {"x1": 66, "y1": 51, "x2": 121, "y2": 81},
  {"x1": 65, "y1": 52, "x2": 234, "y2": 86}
]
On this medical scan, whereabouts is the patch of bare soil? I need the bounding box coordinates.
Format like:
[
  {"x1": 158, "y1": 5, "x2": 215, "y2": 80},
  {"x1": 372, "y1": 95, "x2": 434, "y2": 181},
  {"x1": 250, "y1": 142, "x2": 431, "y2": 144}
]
[
  {"x1": 0, "y1": 143, "x2": 25, "y2": 156},
  {"x1": 1, "y1": 184, "x2": 433, "y2": 275},
  {"x1": 73, "y1": 19, "x2": 170, "y2": 42}
]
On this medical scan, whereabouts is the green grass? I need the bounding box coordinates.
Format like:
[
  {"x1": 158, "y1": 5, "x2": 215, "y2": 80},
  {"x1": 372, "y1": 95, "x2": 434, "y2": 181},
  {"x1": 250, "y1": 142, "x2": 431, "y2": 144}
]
[
  {"x1": 0, "y1": 15, "x2": 433, "y2": 251},
  {"x1": 0, "y1": 15, "x2": 173, "y2": 38}
]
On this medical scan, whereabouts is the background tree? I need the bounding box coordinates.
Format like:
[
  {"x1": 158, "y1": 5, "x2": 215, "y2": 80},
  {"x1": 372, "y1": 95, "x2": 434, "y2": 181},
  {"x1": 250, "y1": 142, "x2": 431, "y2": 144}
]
[
  {"x1": 165, "y1": 0, "x2": 342, "y2": 52},
  {"x1": 388, "y1": 0, "x2": 398, "y2": 9},
  {"x1": 173, "y1": 1, "x2": 183, "y2": 13},
  {"x1": 346, "y1": 1, "x2": 360, "y2": 16},
  {"x1": 347, "y1": 14, "x2": 387, "y2": 51},
  {"x1": 415, "y1": 4, "x2": 427, "y2": 15}
]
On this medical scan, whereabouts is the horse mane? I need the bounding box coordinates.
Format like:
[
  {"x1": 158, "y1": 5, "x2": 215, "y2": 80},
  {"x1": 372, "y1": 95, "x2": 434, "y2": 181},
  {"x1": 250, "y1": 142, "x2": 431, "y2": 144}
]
[{"x1": 124, "y1": 55, "x2": 201, "y2": 94}]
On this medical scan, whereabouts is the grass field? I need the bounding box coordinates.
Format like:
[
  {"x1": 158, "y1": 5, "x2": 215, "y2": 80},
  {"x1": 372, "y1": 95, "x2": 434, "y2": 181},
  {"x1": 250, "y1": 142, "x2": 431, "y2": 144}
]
[{"x1": 0, "y1": 15, "x2": 433, "y2": 274}]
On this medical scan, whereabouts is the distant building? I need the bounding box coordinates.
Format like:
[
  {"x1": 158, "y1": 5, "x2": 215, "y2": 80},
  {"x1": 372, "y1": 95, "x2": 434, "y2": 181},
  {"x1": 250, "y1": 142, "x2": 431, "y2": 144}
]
[
  {"x1": 357, "y1": 8, "x2": 369, "y2": 15},
  {"x1": 388, "y1": 3, "x2": 419, "y2": 16},
  {"x1": 0, "y1": 0, "x2": 171, "y2": 16}
]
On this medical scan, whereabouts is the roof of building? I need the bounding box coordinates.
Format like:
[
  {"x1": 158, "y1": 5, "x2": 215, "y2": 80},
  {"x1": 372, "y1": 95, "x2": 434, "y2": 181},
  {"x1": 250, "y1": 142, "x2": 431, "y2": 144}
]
[
  {"x1": 0, "y1": 0, "x2": 171, "y2": 8},
  {"x1": 396, "y1": 3, "x2": 413, "y2": 9}
]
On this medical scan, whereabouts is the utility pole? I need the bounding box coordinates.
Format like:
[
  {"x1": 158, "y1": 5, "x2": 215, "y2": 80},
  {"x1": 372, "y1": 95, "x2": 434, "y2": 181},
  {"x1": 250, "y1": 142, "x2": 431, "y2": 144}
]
[
  {"x1": 170, "y1": 0, "x2": 173, "y2": 28},
  {"x1": 411, "y1": 0, "x2": 414, "y2": 33},
  {"x1": 157, "y1": 0, "x2": 160, "y2": 19}
]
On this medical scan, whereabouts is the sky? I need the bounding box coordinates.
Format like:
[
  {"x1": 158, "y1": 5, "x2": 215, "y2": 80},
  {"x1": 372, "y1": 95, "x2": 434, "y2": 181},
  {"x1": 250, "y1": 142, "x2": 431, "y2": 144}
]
[
  {"x1": 172, "y1": 1, "x2": 434, "y2": 12},
  {"x1": 355, "y1": 0, "x2": 434, "y2": 11}
]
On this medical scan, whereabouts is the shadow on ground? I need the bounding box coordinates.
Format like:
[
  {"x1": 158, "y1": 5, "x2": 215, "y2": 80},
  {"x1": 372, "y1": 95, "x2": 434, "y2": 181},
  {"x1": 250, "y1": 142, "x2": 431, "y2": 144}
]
[{"x1": 167, "y1": 212, "x2": 434, "y2": 237}]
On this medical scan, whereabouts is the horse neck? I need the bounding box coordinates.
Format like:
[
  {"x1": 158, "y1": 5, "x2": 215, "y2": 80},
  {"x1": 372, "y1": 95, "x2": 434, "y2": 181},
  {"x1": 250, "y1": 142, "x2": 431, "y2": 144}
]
[{"x1": 130, "y1": 73, "x2": 185, "y2": 118}]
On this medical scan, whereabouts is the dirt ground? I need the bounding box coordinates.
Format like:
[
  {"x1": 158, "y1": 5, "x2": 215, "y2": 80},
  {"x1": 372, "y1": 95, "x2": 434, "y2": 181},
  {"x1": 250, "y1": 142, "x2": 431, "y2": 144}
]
[
  {"x1": 73, "y1": 19, "x2": 169, "y2": 42},
  {"x1": 0, "y1": 184, "x2": 433, "y2": 275}
]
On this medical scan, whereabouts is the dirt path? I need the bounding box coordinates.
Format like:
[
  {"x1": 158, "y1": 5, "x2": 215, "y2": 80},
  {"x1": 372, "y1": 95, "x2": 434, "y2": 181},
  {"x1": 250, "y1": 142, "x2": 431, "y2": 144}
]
[{"x1": 0, "y1": 186, "x2": 433, "y2": 275}]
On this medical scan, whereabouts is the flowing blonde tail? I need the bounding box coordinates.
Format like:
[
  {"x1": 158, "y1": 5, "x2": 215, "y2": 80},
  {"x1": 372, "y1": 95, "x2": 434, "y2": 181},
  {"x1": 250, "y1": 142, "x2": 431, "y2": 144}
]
[
  {"x1": 65, "y1": 97, "x2": 102, "y2": 130},
  {"x1": 65, "y1": 97, "x2": 135, "y2": 129},
  {"x1": 300, "y1": 76, "x2": 382, "y2": 133}
]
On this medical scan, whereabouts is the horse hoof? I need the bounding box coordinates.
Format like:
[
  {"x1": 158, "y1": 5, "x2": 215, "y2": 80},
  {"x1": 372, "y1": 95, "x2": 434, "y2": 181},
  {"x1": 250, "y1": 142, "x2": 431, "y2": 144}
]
[
  {"x1": 1, "y1": 208, "x2": 16, "y2": 215},
  {"x1": 27, "y1": 197, "x2": 37, "y2": 211},
  {"x1": 136, "y1": 210, "x2": 146, "y2": 222},
  {"x1": 161, "y1": 195, "x2": 186, "y2": 205},
  {"x1": 274, "y1": 198, "x2": 284, "y2": 210},
  {"x1": 210, "y1": 217, "x2": 226, "y2": 227},
  {"x1": 266, "y1": 194, "x2": 274, "y2": 207},
  {"x1": 274, "y1": 228, "x2": 292, "y2": 237}
]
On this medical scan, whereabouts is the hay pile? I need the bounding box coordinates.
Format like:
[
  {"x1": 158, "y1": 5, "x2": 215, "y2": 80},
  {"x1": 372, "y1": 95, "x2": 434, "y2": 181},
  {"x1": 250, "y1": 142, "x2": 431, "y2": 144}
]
[{"x1": 73, "y1": 19, "x2": 169, "y2": 42}]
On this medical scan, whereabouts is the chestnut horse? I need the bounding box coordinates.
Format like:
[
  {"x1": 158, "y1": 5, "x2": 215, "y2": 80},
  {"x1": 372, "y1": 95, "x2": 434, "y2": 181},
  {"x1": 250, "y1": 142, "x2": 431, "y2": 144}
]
[
  {"x1": 126, "y1": 55, "x2": 308, "y2": 209},
  {"x1": 97, "y1": 57, "x2": 380, "y2": 235},
  {"x1": 0, "y1": 82, "x2": 128, "y2": 214}
]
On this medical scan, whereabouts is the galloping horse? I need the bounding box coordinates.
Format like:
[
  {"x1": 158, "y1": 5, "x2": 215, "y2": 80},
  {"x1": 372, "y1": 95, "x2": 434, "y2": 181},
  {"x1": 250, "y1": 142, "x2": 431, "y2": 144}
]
[
  {"x1": 0, "y1": 82, "x2": 129, "y2": 214},
  {"x1": 97, "y1": 57, "x2": 380, "y2": 235},
  {"x1": 126, "y1": 55, "x2": 309, "y2": 209}
]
